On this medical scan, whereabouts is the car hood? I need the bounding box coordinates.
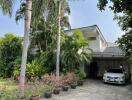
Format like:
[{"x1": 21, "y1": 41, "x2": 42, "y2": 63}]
[{"x1": 104, "y1": 73, "x2": 124, "y2": 77}]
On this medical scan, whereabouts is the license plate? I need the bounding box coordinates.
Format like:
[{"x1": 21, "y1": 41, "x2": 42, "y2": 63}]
[{"x1": 108, "y1": 78, "x2": 115, "y2": 82}]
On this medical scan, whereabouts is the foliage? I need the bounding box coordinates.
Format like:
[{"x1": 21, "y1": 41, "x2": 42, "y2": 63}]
[
  {"x1": 61, "y1": 29, "x2": 92, "y2": 71},
  {"x1": 42, "y1": 72, "x2": 79, "y2": 87},
  {"x1": 128, "y1": 55, "x2": 132, "y2": 65},
  {"x1": 26, "y1": 58, "x2": 47, "y2": 79},
  {"x1": 97, "y1": 0, "x2": 132, "y2": 31},
  {"x1": 0, "y1": 0, "x2": 13, "y2": 16},
  {"x1": 75, "y1": 68, "x2": 86, "y2": 80},
  {"x1": 39, "y1": 50, "x2": 56, "y2": 73},
  {"x1": 116, "y1": 30, "x2": 132, "y2": 56},
  {"x1": 16, "y1": 0, "x2": 70, "y2": 28},
  {"x1": 0, "y1": 78, "x2": 54, "y2": 100},
  {"x1": 16, "y1": 0, "x2": 71, "y2": 52},
  {"x1": 30, "y1": 19, "x2": 58, "y2": 52},
  {"x1": 0, "y1": 33, "x2": 22, "y2": 77},
  {"x1": 13, "y1": 57, "x2": 21, "y2": 80},
  {"x1": 27, "y1": 29, "x2": 92, "y2": 75}
]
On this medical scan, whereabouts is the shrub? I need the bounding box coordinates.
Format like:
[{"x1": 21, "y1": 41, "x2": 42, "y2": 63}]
[
  {"x1": 26, "y1": 59, "x2": 47, "y2": 79},
  {"x1": 75, "y1": 68, "x2": 86, "y2": 80},
  {"x1": 61, "y1": 29, "x2": 92, "y2": 72},
  {"x1": 13, "y1": 57, "x2": 21, "y2": 80},
  {"x1": 0, "y1": 33, "x2": 22, "y2": 78},
  {"x1": 41, "y1": 72, "x2": 79, "y2": 88}
]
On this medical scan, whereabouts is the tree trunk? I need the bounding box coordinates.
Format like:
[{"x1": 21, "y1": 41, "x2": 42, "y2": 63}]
[
  {"x1": 56, "y1": 1, "x2": 61, "y2": 77},
  {"x1": 19, "y1": 0, "x2": 32, "y2": 98}
]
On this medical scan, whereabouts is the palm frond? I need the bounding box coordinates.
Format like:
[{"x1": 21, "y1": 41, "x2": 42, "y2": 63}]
[{"x1": 0, "y1": 0, "x2": 14, "y2": 16}]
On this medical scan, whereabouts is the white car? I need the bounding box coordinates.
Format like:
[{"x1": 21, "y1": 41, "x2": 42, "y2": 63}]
[{"x1": 103, "y1": 68, "x2": 126, "y2": 84}]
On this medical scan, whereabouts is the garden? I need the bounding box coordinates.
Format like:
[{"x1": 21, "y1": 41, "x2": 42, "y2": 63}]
[
  {"x1": 0, "y1": 29, "x2": 92, "y2": 99},
  {"x1": 0, "y1": 1, "x2": 92, "y2": 99},
  {"x1": 0, "y1": 72, "x2": 85, "y2": 100}
]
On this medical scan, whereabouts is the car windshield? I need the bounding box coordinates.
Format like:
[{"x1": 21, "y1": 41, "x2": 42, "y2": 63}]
[{"x1": 107, "y1": 69, "x2": 123, "y2": 73}]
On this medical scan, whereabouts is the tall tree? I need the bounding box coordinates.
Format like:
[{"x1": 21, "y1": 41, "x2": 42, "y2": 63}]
[
  {"x1": 56, "y1": 0, "x2": 61, "y2": 77},
  {"x1": 56, "y1": 0, "x2": 70, "y2": 76},
  {"x1": 19, "y1": 0, "x2": 32, "y2": 98},
  {"x1": 0, "y1": 0, "x2": 32, "y2": 97},
  {"x1": 116, "y1": 30, "x2": 132, "y2": 56}
]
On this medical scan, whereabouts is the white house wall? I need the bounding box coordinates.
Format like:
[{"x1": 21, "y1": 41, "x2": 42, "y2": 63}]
[
  {"x1": 89, "y1": 36, "x2": 101, "y2": 52},
  {"x1": 99, "y1": 35, "x2": 107, "y2": 52}
]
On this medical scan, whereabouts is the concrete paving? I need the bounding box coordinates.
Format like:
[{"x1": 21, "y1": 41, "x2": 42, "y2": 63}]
[{"x1": 41, "y1": 79, "x2": 132, "y2": 100}]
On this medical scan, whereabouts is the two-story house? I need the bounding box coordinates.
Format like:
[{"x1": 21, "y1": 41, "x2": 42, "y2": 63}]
[{"x1": 65, "y1": 25, "x2": 130, "y2": 78}]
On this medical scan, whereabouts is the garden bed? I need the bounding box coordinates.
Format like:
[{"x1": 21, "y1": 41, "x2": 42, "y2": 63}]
[
  {"x1": 0, "y1": 72, "x2": 85, "y2": 100},
  {"x1": 0, "y1": 78, "x2": 53, "y2": 100}
]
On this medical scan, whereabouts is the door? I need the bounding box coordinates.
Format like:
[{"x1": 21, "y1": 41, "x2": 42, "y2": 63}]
[{"x1": 89, "y1": 61, "x2": 98, "y2": 78}]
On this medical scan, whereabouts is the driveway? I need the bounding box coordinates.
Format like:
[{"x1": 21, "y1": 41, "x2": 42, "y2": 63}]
[{"x1": 42, "y1": 79, "x2": 132, "y2": 100}]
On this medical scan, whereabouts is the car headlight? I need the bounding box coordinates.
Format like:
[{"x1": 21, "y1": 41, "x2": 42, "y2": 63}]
[
  {"x1": 103, "y1": 75, "x2": 107, "y2": 79},
  {"x1": 120, "y1": 76, "x2": 125, "y2": 79}
]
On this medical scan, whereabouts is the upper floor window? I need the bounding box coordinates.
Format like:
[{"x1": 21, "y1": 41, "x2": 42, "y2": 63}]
[{"x1": 88, "y1": 37, "x2": 96, "y2": 40}]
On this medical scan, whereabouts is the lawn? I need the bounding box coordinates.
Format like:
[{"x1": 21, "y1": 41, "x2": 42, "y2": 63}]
[
  {"x1": 0, "y1": 78, "x2": 18, "y2": 99},
  {"x1": 0, "y1": 78, "x2": 52, "y2": 100}
]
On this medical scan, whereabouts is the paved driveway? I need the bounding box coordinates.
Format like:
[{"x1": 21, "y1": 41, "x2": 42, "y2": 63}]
[{"x1": 42, "y1": 79, "x2": 132, "y2": 100}]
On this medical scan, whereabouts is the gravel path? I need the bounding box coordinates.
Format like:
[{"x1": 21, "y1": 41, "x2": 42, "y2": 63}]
[{"x1": 41, "y1": 79, "x2": 132, "y2": 100}]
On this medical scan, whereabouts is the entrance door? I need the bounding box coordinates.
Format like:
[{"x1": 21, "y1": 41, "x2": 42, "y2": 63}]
[{"x1": 89, "y1": 62, "x2": 98, "y2": 78}]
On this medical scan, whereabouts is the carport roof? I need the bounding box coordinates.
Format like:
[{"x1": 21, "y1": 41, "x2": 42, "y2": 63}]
[{"x1": 93, "y1": 46, "x2": 126, "y2": 58}]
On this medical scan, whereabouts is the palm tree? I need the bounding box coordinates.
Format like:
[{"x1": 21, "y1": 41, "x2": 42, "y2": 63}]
[
  {"x1": 0, "y1": 0, "x2": 32, "y2": 98},
  {"x1": 56, "y1": 0, "x2": 70, "y2": 76},
  {"x1": 56, "y1": 0, "x2": 61, "y2": 77},
  {"x1": 19, "y1": 0, "x2": 32, "y2": 98}
]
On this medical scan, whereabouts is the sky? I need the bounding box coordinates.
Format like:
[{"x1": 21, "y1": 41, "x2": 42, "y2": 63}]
[{"x1": 0, "y1": 0, "x2": 124, "y2": 42}]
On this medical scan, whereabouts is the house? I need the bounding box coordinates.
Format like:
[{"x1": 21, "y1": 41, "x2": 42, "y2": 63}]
[{"x1": 65, "y1": 25, "x2": 130, "y2": 78}]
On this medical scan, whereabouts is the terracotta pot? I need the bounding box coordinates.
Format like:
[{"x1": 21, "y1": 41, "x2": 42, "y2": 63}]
[
  {"x1": 53, "y1": 88, "x2": 60, "y2": 95},
  {"x1": 71, "y1": 84, "x2": 76, "y2": 89},
  {"x1": 30, "y1": 95, "x2": 40, "y2": 100},
  {"x1": 62, "y1": 86, "x2": 69, "y2": 91},
  {"x1": 77, "y1": 80, "x2": 83, "y2": 86},
  {"x1": 44, "y1": 91, "x2": 52, "y2": 98}
]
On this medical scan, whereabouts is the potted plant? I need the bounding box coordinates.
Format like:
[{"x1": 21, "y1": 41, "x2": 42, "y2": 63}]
[
  {"x1": 29, "y1": 82, "x2": 40, "y2": 100},
  {"x1": 62, "y1": 75, "x2": 69, "y2": 91},
  {"x1": 53, "y1": 87, "x2": 60, "y2": 95},
  {"x1": 30, "y1": 95, "x2": 40, "y2": 100},
  {"x1": 77, "y1": 80, "x2": 83, "y2": 86},
  {"x1": 70, "y1": 82, "x2": 77, "y2": 89},
  {"x1": 53, "y1": 76, "x2": 62, "y2": 95},
  {"x1": 62, "y1": 85, "x2": 69, "y2": 91},
  {"x1": 44, "y1": 85, "x2": 53, "y2": 98},
  {"x1": 77, "y1": 71, "x2": 86, "y2": 86}
]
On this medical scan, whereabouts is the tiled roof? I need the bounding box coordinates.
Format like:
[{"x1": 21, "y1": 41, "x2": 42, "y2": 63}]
[{"x1": 93, "y1": 46, "x2": 126, "y2": 58}]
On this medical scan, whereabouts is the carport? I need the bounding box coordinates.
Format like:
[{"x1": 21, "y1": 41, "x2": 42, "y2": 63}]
[{"x1": 84, "y1": 46, "x2": 130, "y2": 78}]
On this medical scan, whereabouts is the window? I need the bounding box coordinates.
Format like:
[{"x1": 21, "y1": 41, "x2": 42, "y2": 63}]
[{"x1": 88, "y1": 37, "x2": 96, "y2": 40}]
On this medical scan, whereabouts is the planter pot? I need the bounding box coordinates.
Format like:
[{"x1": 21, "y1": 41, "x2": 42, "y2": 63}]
[
  {"x1": 30, "y1": 95, "x2": 40, "y2": 100},
  {"x1": 77, "y1": 80, "x2": 83, "y2": 86},
  {"x1": 62, "y1": 86, "x2": 69, "y2": 91},
  {"x1": 53, "y1": 88, "x2": 60, "y2": 95},
  {"x1": 71, "y1": 84, "x2": 76, "y2": 89},
  {"x1": 44, "y1": 91, "x2": 52, "y2": 98}
]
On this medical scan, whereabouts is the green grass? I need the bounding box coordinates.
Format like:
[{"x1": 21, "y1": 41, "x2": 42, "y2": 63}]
[
  {"x1": 0, "y1": 78, "x2": 53, "y2": 100},
  {"x1": 0, "y1": 78, "x2": 18, "y2": 100}
]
